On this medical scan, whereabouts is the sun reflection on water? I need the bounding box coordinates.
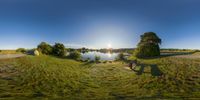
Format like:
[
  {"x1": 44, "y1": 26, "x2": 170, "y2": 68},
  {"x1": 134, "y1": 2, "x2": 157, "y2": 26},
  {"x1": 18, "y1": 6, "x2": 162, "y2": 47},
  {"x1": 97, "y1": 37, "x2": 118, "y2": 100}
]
[{"x1": 107, "y1": 52, "x2": 111, "y2": 57}]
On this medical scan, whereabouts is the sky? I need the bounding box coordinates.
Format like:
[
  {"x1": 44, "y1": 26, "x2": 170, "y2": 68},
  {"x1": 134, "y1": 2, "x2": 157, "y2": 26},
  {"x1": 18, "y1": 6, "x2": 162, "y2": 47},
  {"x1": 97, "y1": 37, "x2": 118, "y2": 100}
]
[{"x1": 0, "y1": 0, "x2": 200, "y2": 49}]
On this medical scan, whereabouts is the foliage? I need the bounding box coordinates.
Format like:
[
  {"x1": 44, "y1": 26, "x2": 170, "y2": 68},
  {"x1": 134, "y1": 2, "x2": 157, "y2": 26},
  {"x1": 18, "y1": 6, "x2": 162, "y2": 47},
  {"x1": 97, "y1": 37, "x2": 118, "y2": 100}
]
[
  {"x1": 68, "y1": 50, "x2": 81, "y2": 60},
  {"x1": 81, "y1": 47, "x2": 89, "y2": 53},
  {"x1": 16, "y1": 48, "x2": 26, "y2": 53},
  {"x1": 139, "y1": 32, "x2": 161, "y2": 45},
  {"x1": 95, "y1": 55, "x2": 101, "y2": 62},
  {"x1": 116, "y1": 52, "x2": 125, "y2": 60},
  {"x1": 135, "y1": 32, "x2": 161, "y2": 58},
  {"x1": 37, "y1": 42, "x2": 53, "y2": 55},
  {"x1": 67, "y1": 48, "x2": 75, "y2": 52},
  {"x1": 85, "y1": 58, "x2": 90, "y2": 62},
  {"x1": 134, "y1": 43, "x2": 160, "y2": 57},
  {"x1": 52, "y1": 43, "x2": 66, "y2": 57},
  {"x1": 194, "y1": 50, "x2": 200, "y2": 52}
]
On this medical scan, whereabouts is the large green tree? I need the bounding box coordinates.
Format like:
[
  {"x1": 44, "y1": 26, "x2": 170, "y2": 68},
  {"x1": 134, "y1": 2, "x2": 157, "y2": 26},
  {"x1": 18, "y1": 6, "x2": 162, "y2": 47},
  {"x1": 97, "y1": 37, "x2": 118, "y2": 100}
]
[
  {"x1": 37, "y1": 42, "x2": 53, "y2": 55},
  {"x1": 52, "y1": 43, "x2": 66, "y2": 57},
  {"x1": 134, "y1": 32, "x2": 161, "y2": 58},
  {"x1": 68, "y1": 50, "x2": 81, "y2": 60}
]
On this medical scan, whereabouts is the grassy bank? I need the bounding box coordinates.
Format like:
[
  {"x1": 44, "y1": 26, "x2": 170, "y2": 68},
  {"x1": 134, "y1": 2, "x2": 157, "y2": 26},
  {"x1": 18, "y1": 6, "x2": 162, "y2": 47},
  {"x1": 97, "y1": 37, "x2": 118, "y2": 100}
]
[{"x1": 0, "y1": 55, "x2": 199, "y2": 99}]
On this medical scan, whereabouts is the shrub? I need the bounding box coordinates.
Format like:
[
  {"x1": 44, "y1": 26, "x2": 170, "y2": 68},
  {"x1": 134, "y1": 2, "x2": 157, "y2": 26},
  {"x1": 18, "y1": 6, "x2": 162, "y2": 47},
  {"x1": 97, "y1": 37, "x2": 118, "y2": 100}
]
[
  {"x1": 37, "y1": 42, "x2": 53, "y2": 55},
  {"x1": 116, "y1": 52, "x2": 125, "y2": 61},
  {"x1": 52, "y1": 43, "x2": 66, "y2": 57},
  {"x1": 68, "y1": 51, "x2": 81, "y2": 60},
  {"x1": 195, "y1": 50, "x2": 200, "y2": 52},
  {"x1": 16, "y1": 48, "x2": 26, "y2": 53},
  {"x1": 95, "y1": 55, "x2": 101, "y2": 63}
]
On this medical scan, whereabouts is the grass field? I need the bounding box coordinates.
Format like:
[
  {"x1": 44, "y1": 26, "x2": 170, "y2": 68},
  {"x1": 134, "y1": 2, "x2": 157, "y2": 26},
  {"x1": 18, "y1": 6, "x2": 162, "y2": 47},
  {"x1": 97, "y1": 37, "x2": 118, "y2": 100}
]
[
  {"x1": 0, "y1": 55, "x2": 200, "y2": 99},
  {"x1": 0, "y1": 50, "x2": 21, "y2": 54}
]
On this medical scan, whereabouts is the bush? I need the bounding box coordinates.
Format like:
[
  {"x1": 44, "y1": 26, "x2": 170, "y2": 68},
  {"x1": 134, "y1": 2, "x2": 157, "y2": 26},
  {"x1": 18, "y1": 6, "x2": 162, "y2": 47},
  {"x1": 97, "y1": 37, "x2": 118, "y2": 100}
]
[
  {"x1": 16, "y1": 48, "x2": 26, "y2": 53},
  {"x1": 68, "y1": 51, "x2": 81, "y2": 60},
  {"x1": 52, "y1": 43, "x2": 66, "y2": 57},
  {"x1": 95, "y1": 55, "x2": 101, "y2": 63},
  {"x1": 195, "y1": 50, "x2": 200, "y2": 52},
  {"x1": 37, "y1": 42, "x2": 53, "y2": 55},
  {"x1": 116, "y1": 52, "x2": 125, "y2": 61}
]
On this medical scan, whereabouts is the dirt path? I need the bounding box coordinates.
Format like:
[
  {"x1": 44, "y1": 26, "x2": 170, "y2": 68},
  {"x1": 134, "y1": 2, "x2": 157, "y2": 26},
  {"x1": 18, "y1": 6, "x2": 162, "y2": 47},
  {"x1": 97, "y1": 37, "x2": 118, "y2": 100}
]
[{"x1": 0, "y1": 54, "x2": 26, "y2": 59}]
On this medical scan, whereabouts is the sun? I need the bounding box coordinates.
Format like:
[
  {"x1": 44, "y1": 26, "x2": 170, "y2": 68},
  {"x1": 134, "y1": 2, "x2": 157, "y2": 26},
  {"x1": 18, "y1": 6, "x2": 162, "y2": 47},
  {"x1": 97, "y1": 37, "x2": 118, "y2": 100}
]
[{"x1": 107, "y1": 43, "x2": 112, "y2": 49}]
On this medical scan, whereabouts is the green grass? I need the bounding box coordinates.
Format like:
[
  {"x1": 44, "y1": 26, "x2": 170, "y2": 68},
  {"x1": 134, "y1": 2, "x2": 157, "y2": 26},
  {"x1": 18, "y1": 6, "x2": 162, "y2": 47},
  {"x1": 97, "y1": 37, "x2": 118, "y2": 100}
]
[
  {"x1": 0, "y1": 50, "x2": 21, "y2": 54},
  {"x1": 0, "y1": 55, "x2": 199, "y2": 99},
  {"x1": 0, "y1": 56, "x2": 96, "y2": 99}
]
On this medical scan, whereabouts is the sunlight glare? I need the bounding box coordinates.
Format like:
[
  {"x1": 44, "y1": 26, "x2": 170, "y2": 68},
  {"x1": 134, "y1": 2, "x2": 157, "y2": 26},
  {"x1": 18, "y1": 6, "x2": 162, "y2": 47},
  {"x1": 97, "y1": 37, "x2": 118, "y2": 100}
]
[
  {"x1": 107, "y1": 52, "x2": 111, "y2": 57},
  {"x1": 107, "y1": 43, "x2": 112, "y2": 48}
]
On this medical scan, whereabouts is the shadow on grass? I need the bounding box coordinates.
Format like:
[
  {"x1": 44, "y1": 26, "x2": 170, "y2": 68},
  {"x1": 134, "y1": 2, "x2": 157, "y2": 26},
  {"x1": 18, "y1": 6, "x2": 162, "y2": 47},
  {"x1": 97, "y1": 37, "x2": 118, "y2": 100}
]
[
  {"x1": 134, "y1": 64, "x2": 163, "y2": 76},
  {"x1": 150, "y1": 64, "x2": 163, "y2": 76},
  {"x1": 134, "y1": 64, "x2": 145, "y2": 75},
  {"x1": 81, "y1": 61, "x2": 95, "y2": 67}
]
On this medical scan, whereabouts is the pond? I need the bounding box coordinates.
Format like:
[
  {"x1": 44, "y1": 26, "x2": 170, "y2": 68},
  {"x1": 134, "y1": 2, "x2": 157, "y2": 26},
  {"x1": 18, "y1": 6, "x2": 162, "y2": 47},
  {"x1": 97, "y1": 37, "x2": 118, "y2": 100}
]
[{"x1": 81, "y1": 51, "x2": 119, "y2": 61}]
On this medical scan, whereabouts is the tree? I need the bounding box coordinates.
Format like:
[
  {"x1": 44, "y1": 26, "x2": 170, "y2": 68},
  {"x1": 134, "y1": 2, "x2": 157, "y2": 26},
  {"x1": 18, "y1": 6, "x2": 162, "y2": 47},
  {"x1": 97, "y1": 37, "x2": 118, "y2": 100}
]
[
  {"x1": 52, "y1": 43, "x2": 66, "y2": 57},
  {"x1": 134, "y1": 32, "x2": 161, "y2": 58},
  {"x1": 16, "y1": 48, "x2": 26, "y2": 53},
  {"x1": 68, "y1": 50, "x2": 81, "y2": 60},
  {"x1": 95, "y1": 55, "x2": 100, "y2": 63},
  {"x1": 37, "y1": 42, "x2": 52, "y2": 55},
  {"x1": 116, "y1": 52, "x2": 125, "y2": 61}
]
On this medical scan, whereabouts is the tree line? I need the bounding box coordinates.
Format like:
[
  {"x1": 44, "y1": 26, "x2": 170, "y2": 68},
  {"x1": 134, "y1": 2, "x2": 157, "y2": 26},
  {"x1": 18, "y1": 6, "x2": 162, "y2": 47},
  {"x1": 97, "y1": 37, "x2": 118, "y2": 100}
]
[{"x1": 16, "y1": 32, "x2": 163, "y2": 59}]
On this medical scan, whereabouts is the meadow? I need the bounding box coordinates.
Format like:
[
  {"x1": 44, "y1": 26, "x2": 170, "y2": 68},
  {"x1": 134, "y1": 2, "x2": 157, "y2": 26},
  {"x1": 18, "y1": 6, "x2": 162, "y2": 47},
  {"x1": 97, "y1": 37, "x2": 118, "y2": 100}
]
[
  {"x1": 0, "y1": 54, "x2": 199, "y2": 99},
  {"x1": 0, "y1": 50, "x2": 21, "y2": 54}
]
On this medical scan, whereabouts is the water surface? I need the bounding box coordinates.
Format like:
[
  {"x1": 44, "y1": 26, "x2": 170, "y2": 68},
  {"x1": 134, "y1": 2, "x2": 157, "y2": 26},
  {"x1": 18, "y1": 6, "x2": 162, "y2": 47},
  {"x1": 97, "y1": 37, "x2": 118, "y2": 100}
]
[{"x1": 81, "y1": 51, "x2": 119, "y2": 61}]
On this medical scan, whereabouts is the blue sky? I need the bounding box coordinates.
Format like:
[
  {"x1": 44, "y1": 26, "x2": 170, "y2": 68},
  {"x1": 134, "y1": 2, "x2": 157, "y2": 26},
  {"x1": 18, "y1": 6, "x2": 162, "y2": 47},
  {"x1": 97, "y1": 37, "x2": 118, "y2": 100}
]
[{"x1": 0, "y1": 0, "x2": 200, "y2": 49}]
